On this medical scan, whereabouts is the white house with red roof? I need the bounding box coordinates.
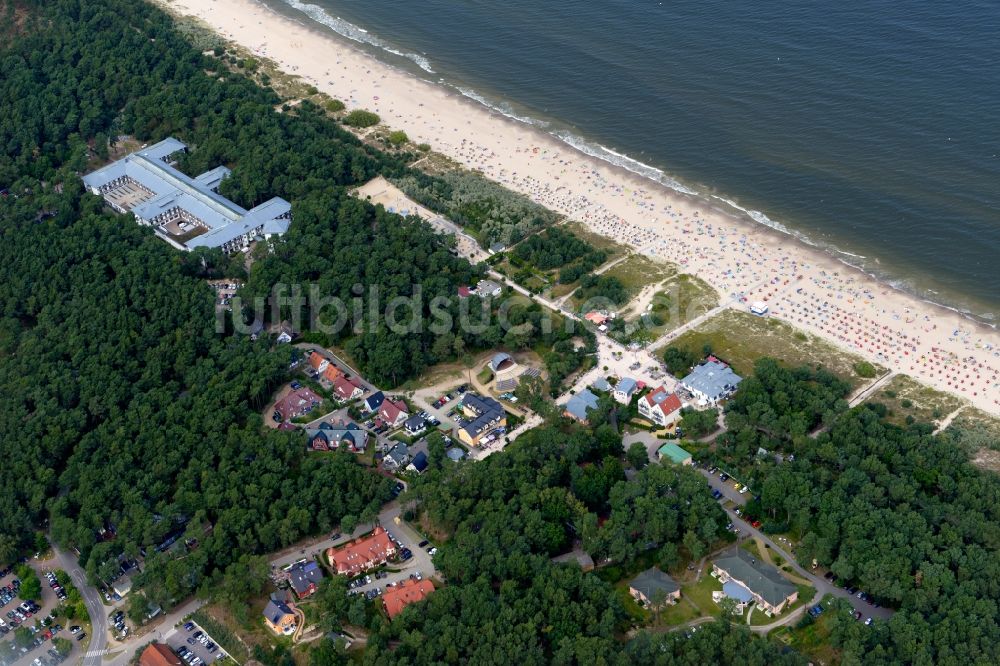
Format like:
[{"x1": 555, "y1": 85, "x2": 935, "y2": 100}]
[
  {"x1": 333, "y1": 375, "x2": 365, "y2": 401},
  {"x1": 378, "y1": 398, "x2": 409, "y2": 428},
  {"x1": 638, "y1": 387, "x2": 683, "y2": 427}
]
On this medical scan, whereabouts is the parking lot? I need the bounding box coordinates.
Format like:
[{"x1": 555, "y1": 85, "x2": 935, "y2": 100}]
[
  {"x1": 0, "y1": 562, "x2": 85, "y2": 666},
  {"x1": 163, "y1": 621, "x2": 228, "y2": 665}
]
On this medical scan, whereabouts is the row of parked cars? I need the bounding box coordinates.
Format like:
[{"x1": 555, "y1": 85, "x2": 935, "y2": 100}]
[
  {"x1": 42, "y1": 572, "x2": 67, "y2": 603},
  {"x1": 433, "y1": 385, "x2": 468, "y2": 409},
  {"x1": 110, "y1": 609, "x2": 129, "y2": 638},
  {"x1": 3, "y1": 600, "x2": 40, "y2": 631},
  {"x1": 0, "y1": 578, "x2": 21, "y2": 610}
]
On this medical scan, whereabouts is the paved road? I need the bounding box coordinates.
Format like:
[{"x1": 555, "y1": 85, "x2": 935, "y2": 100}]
[{"x1": 51, "y1": 544, "x2": 106, "y2": 666}]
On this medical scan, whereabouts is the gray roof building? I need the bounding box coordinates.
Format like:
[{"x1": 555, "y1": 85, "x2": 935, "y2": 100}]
[
  {"x1": 460, "y1": 393, "x2": 505, "y2": 440},
  {"x1": 82, "y1": 138, "x2": 291, "y2": 254},
  {"x1": 713, "y1": 548, "x2": 797, "y2": 609},
  {"x1": 489, "y1": 352, "x2": 515, "y2": 372},
  {"x1": 446, "y1": 447, "x2": 466, "y2": 462},
  {"x1": 564, "y1": 389, "x2": 600, "y2": 421},
  {"x1": 383, "y1": 443, "x2": 410, "y2": 470},
  {"x1": 680, "y1": 360, "x2": 742, "y2": 404},
  {"x1": 629, "y1": 567, "x2": 680, "y2": 600},
  {"x1": 592, "y1": 377, "x2": 612, "y2": 392},
  {"x1": 404, "y1": 415, "x2": 428, "y2": 434},
  {"x1": 288, "y1": 561, "x2": 324, "y2": 598}
]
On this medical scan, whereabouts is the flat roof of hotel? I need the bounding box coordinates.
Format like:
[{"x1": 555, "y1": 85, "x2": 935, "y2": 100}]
[{"x1": 82, "y1": 138, "x2": 290, "y2": 249}]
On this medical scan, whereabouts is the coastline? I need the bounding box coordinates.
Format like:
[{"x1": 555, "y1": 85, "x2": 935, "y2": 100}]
[{"x1": 156, "y1": 0, "x2": 1000, "y2": 416}]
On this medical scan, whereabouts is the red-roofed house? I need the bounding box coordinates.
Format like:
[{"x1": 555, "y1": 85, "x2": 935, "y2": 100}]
[
  {"x1": 333, "y1": 375, "x2": 365, "y2": 401},
  {"x1": 457, "y1": 286, "x2": 472, "y2": 298},
  {"x1": 638, "y1": 387, "x2": 683, "y2": 427},
  {"x1": 584, "y1": 311, "x2": 609, "y2": 326},
  {"x1": 382, "y1": 578, "x2": 434, "y2": 619},
  {"x1": 274, "y1": 387, "x2": 323, "y2": 422},
  {"x1": 378, "y1": 399, "x2": 409, "y2": 428},
  {"x1": 308, "y1": 353, "x2": 330, "y2": 373},
  {"x1": 327, "y1": 527, "x2": 397, "y2": 576},
  {"x1": 139, "y1": 644, "x2": 182, "y2": 666},
  {"x1": 323, "y1": 363, "x2": 344, "y2": 383}
]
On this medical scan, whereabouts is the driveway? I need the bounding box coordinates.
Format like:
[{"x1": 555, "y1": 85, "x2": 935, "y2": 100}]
[{"x1": 697, "y1": 465, "x2": 893, "y2": 620}]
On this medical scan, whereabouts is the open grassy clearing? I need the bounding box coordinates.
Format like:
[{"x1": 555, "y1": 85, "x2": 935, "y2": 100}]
[
  {"x1": 601, "y1": 254, "x2": 677, "y2": 295},
  {"x1": 569, "y1": 253, "x2": 678, "y2": 311},
  {"x1": 668, "y1": 309, "x2": 883, "y2": 388},
  {"x1": 614, "y1": 273, "x2": 719, "y2": 344},
  {"x1": 945, "y1": 406, "x2": 1000, "y2": 473},
  {"x1": 679, "y1": 574, "x2": 723, "y2": 619},
  {"x1": 872, "y1": 374, "x2": 966, "y2": 427}
]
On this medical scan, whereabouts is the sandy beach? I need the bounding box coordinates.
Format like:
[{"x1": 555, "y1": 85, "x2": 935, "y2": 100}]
[{"x1": 162, "y1": 0, "x2": 1000, "y2": 416}]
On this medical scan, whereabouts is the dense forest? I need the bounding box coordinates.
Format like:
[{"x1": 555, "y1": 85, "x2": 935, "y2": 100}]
[
  {"x1": 2, "y1": 1, "x2": 999, "y2": 664},
  {"x1": 351, "y1": 425, "x2": 792, "y2": 665},
  {"x1": 0, "y1": 0, "x2": 569, "y2": 597},
  {"x1": 705, "y1": 360, "x2": 1000, "y2": 664}
]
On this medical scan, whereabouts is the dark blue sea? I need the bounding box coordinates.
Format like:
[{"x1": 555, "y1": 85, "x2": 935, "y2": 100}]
[{"x1": 268, "y1": 0, "x2": 1000, "y2": 322}]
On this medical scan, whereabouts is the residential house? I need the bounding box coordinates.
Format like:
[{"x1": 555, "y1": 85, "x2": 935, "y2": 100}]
[
  {"x1": 363, "y1": 391, "x2": 385, "y2": 413},
  {"x1": 404, "y1": 415, "x2": 428, "y2": 436},
  {"x1": 288, "y1": 561, "x2": 325, "y2": 599},
  {"x1": 680, "y1": 360, "x2": 743, "y2": 406},
  {"x1": 613, "y1": 378, "x2": 638, "y2": 404},
  {"x1": 584, "y1": 311, "x2": 609, "y2": 326},
  {"x1": 457, "y1": 393, "x2": 506, "y2": 446},
  {"x1": 306, "y1": 422, "x2": 366, "y2": 452},
  {"x1": 657, "y1": 442, "x2": 692, "y2": 466},
  {"x1": 712, "y1": 548, "x2": 798, "y2": 615},
  {"x1": 457, "y1": 286, "x2": 472, "y2": 299},
  {"x1": 564, "y1": 389, "x2": 600, "y2": 423},
  {"x1": 592, "y1": 377, "x2": 612, "y2": 392},
  {"x1": 327, "y1": 527, "x2": 397, "y2": 576},
  {"x1": 476, "y1": 279, "x2": 502, "y2": 297},
  {"x1": 637, "y1": 387, "x2": 683, "y2": 427},
  {"x1": 323, "y1": 363, "x2": 344, "y2": 383},
  {"x1": 308, "y1": 353, "x2": 330, "y2": 374},
  {"x1": 139, "y1": 644, "x2": 182, "y2": 666},
  {"x1": 382, "y1": 443, "x2": 410, "y2": 471},
  {"x1": 333, "y1": 375, "x2": 365, "y2": 402},
  {"x1": 382, "y1": 578, "x2": 435, "y2": 619},
  {"x1": 378, "y1": 399, "x2": 409, "y2": 428},
  {"x1": 274, "y1": 387, "x2": 323, "y2": 422},
  {"x1": 248, "y1": 320, "x2": 265, "y2": 341},
  {"x1": 263, "y1": 598, "x2": 297, "y2": 635},
  {"x1": 276, "y1": 321, "x2": 298, "y2": 344},
  {"x1": 407, "y1": 451, "x2": 429, "y2": 474},
  {"x1": 629, "y1": 568, "x2": 681, "y2": 607}
]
